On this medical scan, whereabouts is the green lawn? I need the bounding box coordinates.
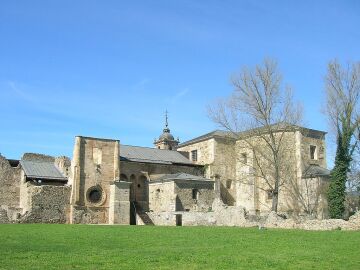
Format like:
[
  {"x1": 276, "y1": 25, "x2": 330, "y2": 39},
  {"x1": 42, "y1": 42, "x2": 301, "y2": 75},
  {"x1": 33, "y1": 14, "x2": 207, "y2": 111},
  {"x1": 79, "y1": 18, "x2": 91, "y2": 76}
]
[{"x1": 0, "y1": 225, "x2": 359, "y2": 270}]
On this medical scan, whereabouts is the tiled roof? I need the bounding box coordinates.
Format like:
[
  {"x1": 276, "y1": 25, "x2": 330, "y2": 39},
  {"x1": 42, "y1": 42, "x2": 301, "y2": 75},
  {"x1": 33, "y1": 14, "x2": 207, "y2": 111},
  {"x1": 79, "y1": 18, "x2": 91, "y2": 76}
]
[
  {"x1": 120, "y1": 145, "x2": 195, "y2": 165},
  {"x1": 20, "y1": 160, "x2": 67, "y2": 181}
]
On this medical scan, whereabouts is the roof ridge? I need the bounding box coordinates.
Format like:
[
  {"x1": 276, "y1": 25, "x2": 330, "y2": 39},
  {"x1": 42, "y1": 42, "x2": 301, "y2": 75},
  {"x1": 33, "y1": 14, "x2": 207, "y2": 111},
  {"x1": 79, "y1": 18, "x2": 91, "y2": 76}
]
[
  {"x1": 120, "y1": 144, "x2": 180, "y2": 152},
  {"x1": 20, "y1": 160, "x2": 54, "y2": 164}
]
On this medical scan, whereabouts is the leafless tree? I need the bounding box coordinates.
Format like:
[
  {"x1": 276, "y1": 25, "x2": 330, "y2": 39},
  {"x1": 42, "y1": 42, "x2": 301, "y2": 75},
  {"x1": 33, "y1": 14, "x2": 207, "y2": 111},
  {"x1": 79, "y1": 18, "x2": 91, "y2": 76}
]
[{"x1": 208, "y1": 59, "x2": 303, "y2": 212}]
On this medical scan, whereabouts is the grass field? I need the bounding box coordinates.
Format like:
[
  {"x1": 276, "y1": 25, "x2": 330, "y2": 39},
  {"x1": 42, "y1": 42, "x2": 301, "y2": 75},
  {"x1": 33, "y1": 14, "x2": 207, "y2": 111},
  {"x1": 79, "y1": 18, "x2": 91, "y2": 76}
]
[{"x1": 0, "y1": 225, "x2": 359, "y2": 270}]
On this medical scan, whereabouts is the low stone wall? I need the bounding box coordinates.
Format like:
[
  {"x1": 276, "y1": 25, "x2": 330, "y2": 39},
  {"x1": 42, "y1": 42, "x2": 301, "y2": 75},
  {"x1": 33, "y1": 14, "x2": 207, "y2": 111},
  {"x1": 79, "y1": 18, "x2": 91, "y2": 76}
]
[
  {"x1": 147, "y1": 199, "x2": 257, "y2": 227},
  {"x1": 71, "y1": 206, "x2": 109, "y2": 224},
  {"x1": 20, "y1": 185, "x2": 71, "y2": 223},
  {"x1": 146, "y1": 199, "x2": 360, "y2": 230},
  {"x1": 262, "y1": 211, "x2": 360, "y2": 231}
]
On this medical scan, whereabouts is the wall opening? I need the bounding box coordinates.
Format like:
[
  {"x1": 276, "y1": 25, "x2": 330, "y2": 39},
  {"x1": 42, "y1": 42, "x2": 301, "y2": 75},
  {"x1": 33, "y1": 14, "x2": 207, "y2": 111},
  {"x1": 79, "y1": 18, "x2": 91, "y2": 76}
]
[
  {"x1": 191, "y1": 150, "x2": 198, "y2": 162},
  {"x1": 192, "y1": 189, "x2": 199, "y2": 200},
  {"x1": 176, "y1": 214, "x2": 182, "y2": 226},
  {"x1": 310, "y1": 145, "x2": 317, "y2": 160}
]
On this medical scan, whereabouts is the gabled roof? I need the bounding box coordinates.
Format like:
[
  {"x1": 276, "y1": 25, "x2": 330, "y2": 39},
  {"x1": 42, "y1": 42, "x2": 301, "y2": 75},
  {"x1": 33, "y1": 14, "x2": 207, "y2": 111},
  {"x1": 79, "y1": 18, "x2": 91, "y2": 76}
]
[
  {"x1": 178, "y1": 130, "x2": 235, "y2": 147},
  {"x1": 178, "y1": 124, "x2": 327, "y2": 148},
  {"x1": 150, "y1": 173, "x2": 213, "y2": 183},
  {"x1": 120, "y1": 145, "x2": 196, "y2": 166},
  {"x1": 303, "y1": 165, "x2": 330, "y2": 178},
  {"x1": 20, "y1": 160, "x2": 67, "y2": 181}
]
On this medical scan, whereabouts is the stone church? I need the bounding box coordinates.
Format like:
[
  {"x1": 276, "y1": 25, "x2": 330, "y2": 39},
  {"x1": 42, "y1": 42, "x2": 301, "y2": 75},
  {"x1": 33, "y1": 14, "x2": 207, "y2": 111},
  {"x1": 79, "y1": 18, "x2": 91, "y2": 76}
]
[{"x1": 0, "y1": 115, "x2": 330, "y2": 225}]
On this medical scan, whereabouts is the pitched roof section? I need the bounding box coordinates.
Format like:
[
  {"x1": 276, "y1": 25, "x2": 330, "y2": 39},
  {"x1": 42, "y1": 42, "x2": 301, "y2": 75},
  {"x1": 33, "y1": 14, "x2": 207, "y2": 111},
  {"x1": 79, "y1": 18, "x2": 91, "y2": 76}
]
[
  {"x1": 120, "y1": 145, "x2": 195, "y2": 165},
  {"x1": 20, "y1": 160, "x2": 67, "y2": 181},
  {"x1": 178, "y1": 130, "x2": 235, "y2": 147},
  {"x1": 150, "y1": 173, "x2": 213, "y2": 183},
  {"x1": 178, "y1": 124, "x2": 327, "y2": 147},
  {"x1": 303, "y1": 165, "x2": 330, "y2": 178}
]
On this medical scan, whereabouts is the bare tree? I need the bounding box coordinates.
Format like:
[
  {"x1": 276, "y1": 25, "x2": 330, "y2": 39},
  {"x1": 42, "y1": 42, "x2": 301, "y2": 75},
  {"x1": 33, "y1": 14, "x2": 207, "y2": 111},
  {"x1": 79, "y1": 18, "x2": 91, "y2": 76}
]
[
  {"x1": 208, "y1": 59, "x2": 302, "y2": 212},
  {"x1": 325, "y1": 60, "x2": 360, "y2": 218}
]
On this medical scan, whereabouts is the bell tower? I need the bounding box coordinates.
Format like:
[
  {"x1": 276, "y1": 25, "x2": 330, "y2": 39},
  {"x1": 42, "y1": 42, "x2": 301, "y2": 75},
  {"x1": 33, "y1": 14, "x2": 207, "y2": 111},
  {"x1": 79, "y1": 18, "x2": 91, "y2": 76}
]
[{"x1": 154, "y1": 110, "x2": 179, "y2": 150}]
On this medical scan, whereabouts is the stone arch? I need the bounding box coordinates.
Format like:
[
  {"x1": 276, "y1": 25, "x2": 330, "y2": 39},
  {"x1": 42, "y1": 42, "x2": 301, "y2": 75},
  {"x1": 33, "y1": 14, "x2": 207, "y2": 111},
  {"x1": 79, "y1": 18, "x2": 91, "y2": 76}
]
[{"x1": 120, "y1": 173, "x2": 128, "y2": 181}]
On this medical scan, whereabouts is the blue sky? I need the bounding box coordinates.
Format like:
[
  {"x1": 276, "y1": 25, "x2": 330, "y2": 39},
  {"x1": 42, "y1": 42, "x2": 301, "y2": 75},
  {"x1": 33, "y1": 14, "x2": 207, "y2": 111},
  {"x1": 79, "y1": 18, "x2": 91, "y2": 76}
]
[{"x1": 0, "y1": 1, "x2": 359, "y2": 165}]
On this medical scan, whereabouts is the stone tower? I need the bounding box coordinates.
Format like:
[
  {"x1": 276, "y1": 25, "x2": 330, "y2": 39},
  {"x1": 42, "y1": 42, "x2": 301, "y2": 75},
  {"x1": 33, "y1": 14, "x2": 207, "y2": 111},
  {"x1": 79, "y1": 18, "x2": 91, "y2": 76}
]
[{"x1": 154, "y1": 111, "x2": 179, "y2": 150}]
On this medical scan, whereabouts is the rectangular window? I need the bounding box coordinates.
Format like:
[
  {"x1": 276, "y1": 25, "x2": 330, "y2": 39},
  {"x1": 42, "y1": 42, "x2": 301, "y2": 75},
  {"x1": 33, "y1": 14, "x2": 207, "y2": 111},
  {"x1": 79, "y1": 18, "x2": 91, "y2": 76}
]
[
  {"x1": 192, "y1": 189, "x2": 199, "y2": 200},
  {"x1": 310, "y1": 145, "x2": 317, "y2": 160},
  {"x1": 241, "y1": 153, "x2": 247, "y2": 164},
  {"x1": 191, "y1": 150, "x2": 198, "y2": 162}
]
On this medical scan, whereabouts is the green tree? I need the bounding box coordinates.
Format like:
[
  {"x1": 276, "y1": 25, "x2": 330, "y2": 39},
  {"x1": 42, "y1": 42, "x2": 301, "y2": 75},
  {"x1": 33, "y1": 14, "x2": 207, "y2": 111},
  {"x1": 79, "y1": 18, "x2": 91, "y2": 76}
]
[{"x1": 325, "y1": 60, "x2": 360, "y2": 218}]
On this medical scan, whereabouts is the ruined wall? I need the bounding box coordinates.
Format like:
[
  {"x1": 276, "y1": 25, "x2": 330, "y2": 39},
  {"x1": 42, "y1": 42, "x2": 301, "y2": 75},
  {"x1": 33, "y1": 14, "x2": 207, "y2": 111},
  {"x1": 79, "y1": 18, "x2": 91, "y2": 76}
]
[
  {"x1": 70, "y1": 136, "x2": 120, "y2": 224},
  {"x1": 147, "y1": 200, "x2": 256, "y2": 227},
  {"x1": 55, "y1": 156, "x2": 71, "y2": 178},
  {"x1": 148, "y1": 180, "x2": 214, "y2": 212},
  {"x1": 174, "y1": 180, "x2": 214, "y2": 212},
  {"x1": 0, "y1": 155, "x2": 21, "y2": 209},
  {"x1": 22, "y1": 153, "x2": 55, "y2": 162},
  {"x1": 20, "y1": 183, "x2": 70, "y2": 223}
]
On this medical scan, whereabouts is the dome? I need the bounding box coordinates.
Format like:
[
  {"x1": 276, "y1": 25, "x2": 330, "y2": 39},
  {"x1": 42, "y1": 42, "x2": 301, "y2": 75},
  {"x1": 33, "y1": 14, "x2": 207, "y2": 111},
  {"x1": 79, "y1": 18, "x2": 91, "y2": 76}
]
[{"x1": 159, "y1": 131, "x2": 174, "y2": 141}]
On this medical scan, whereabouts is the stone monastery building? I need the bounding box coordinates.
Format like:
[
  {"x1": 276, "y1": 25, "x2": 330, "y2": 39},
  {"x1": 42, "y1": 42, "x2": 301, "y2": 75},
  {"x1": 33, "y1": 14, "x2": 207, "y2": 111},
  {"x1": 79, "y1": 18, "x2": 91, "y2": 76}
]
[{"x1": 0, "y1": 115, "x2": 330, "y2": 225}]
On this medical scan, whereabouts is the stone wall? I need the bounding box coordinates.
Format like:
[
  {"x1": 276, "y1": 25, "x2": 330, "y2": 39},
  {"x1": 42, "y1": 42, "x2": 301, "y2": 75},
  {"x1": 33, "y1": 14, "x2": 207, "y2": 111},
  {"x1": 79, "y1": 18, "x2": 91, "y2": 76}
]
[
  {"x1": 55, "y1": 156, "x2": 71, "y2": 178},
  {"x1": 148, "y1": 181, "x2": 175, "y2": 212},
  {"x1": 262, "y1": 211, "x2": 360, "y2": 231},
  {"x1": 174, "y1": 180, "x2": 214, "y2": 211},
  {"x1": 22, "y1": 153, "x2": 55, "y2": 162},
  {"x1": 20, "y1": 183, "x2": 70, "y2": 223},
  {"x1": 300, "y1": 130, "x2": 327, "y2": 170},
  {"x1": 108, "y1": 181, "x2": 131, "y2": 225},
  {"x1": 0, "y1": 155, "x2": 21, "y2": 209},
  {"x1": 146, "y1": 203, "x2": 360, "y2": 230},
  {"x1": 147, "y1": 200, "x2": 257, "y2": 226},
  {"x1": 148, "y1": 180, "x2": 214, "y2": 212},
  {"x1": 177, "y1": 138, "x2": 215, "y2": 169}
]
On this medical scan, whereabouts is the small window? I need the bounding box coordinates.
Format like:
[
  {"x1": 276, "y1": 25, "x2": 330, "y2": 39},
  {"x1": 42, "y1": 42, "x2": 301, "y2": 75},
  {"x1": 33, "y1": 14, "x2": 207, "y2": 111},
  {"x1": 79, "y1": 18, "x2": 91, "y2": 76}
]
[
  {"x1": 226, "y1": 180, "x2": 232, "y2": 189},
  {"x1": 310, "y1": 145, "x2": 317, "y2": 160},
  {"x1": 192, "y1": 189, "x2": 199, "y2": 200},
  {"x1": 241, "y1": 153, "x2": 247, "y2": 164},
  {"x1": 267, "y1": 190, "x2": 273, "y2": 200},
  {"x1": 191, "y1": 150, "x2": 198, "y2": 162}
]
